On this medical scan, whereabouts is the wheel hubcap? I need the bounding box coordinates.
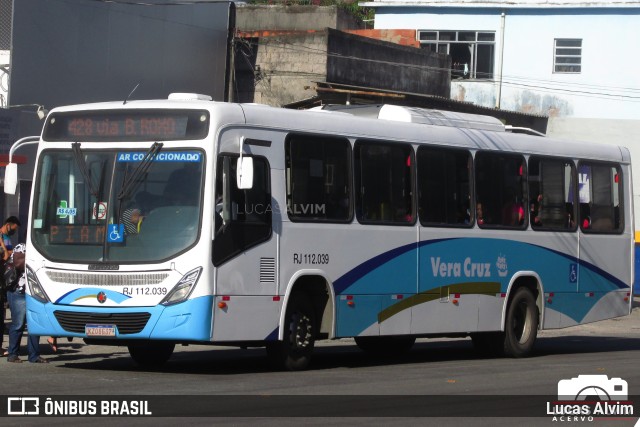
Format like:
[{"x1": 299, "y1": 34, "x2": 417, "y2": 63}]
[{"x1": 290, "y1": 312, "x2": 312, "y2": 350}]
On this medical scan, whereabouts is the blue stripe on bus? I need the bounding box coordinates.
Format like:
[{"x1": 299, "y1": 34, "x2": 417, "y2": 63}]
[
  {"x1": 55, "y1": 287, "x2": 132, "y2": 305},
  {"x1": 265, "y1": 327, "x2": 279, "y2": 341},
  {"x1": 530, "y1": 243, "x2": 628, "y2": 291},
  {"x1": 332, "y1": 238, "x2": 629, "y2": 336},
  {"x1": 333, "y1": 238, "x2": 452, "y2": 295},
  {"x1": 335, "y1": 238, "x2": 628, "y2": 295}
]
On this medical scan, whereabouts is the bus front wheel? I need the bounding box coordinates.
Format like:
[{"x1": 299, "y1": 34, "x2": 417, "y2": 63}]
[
  {"x1": 128, "y1": 342, "x2": 175, "y2": 368},
  {"x1": 266, "y1": 293, "x2": 316, "y2": 371},
  {"x1": 503, "y1": 287, "x2": 538, "y2": 357}
]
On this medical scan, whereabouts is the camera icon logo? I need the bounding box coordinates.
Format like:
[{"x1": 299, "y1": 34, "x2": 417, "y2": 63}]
[
  {"x1": 558, "y1": 375, "x2": 628, "y2": 401},
  {"x1": 7, "y1": 397, "x2": 40, "y2": 415}
]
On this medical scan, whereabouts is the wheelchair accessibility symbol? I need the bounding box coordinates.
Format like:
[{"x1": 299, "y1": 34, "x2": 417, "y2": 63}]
[
  {"x1": 569, "y1": 263, "x2": 578, "y2": 283},
  {"x1": 107, "y1": 224, "x2": 124, "y2": 243}
]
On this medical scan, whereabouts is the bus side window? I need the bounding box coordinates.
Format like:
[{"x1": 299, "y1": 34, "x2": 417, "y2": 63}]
[
  {"x1": 285, "y1": 134, "x2": 352, "y2": 222},
  {"x1": 578, "y1": 162, "x2": 622, "y2": 233},
  {"x1": 475, "y1": 151, "x2": 526, "y2": 229},
  {"x1": 417, "y1": 146, "x2": 472, "y2": 227},
  {"x1": 528, "y1": 157, "x2": 577, "y2": 231},
  {"x1": 355, "y1": 140, "x2": 414, "y2": 225}
]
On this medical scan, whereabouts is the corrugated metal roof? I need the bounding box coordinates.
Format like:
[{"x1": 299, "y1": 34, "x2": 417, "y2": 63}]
[
  {"x1": 282, "y1": 81, "x2": 549, "y2": 133},
  {"x1": 310, "y1": 81, "x2": 546, "y2": 118}
]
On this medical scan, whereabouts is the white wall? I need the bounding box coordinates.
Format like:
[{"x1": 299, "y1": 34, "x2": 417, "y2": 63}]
[
  {"x1": 375, "y1": 8, "x2": 640, "y2": 120},
  {"x1": 501, "y1": 12, "x2": 638, "y2": 119}
]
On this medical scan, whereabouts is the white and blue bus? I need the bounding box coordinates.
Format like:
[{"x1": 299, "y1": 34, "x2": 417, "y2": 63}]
[{"x1": 5, "y1": 95, "x2": 634, "y2": 369}]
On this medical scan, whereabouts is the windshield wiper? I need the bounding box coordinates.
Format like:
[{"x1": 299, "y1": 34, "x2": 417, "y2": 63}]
[
  {"x1": 72, "y1": 142, "x2": 99, "y2": 197},
  {"x1": 116, "y1": 142, "x2": 163, "y2": 221},
  {"x1": 117, "y1": 142, "x2": 163, "y2": 201}
]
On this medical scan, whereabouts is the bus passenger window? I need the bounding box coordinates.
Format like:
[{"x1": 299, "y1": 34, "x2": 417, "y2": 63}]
[
  {"x1": 578, "y1": 162, "x2": 623, "y2": 233},
  {"x1": 285, "y1": 135, "x2": 352, "y2": 222},
  {"x1": 528, "y1": 157, "x2": 576, "y2": 231},
  {"x1": 355, "y1": 140, "x2": 414, "y2": 225},
  {"x1": 475, "y1": 152, "x2": 527, "y2": 229},
  {"x1": 417, "y1": 146, "x2": 471, "y2": 227}
]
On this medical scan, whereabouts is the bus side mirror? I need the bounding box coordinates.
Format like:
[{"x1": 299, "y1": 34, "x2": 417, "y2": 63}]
[
  {"x1": 4, "y1": 163, "x2": 18, "y2": 195},
  {"x1": 237, "y1": 157, "x2": 254, "y2": 190}
]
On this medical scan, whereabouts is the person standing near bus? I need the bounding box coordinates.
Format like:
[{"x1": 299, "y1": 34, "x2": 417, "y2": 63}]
[
  {"x1": 0, "y1": 216, "x2": 20, "y2": 261},
  {"x1": 6, "y1": 243, "x2": 48, "y2": 363},
  {"x1": 0, "y1": 216, "x2": 20, "y2": 358}
]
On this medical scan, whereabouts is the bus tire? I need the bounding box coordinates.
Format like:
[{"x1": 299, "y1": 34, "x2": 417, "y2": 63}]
[
  {"x1": 128, "y1": 342, "x2": 175, "y2": 368},
  {"x1": 503, "y1": 287, "x2": 538, "y2": 358},
  {"x1": 266, "y1": 293, "x2": 316, "y2": 371},
  {"x1": 354, "y1": 336, "x2": 416, "y2": 355}
]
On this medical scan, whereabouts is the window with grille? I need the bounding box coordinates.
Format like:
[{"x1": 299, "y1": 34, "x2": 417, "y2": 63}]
[
  {"x1": 417, "y1": 30, "x2": 495, "y2": 80},
  {"x1": 554, "y1": 39, "x2": 582, "y2": 73}
]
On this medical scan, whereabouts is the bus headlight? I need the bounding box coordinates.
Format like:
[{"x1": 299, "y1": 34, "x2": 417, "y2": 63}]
[
  {"x1": 27, "y1": 266, "x2": 50, "y2": 303},
  {"x1": 160, "y1": 267, "x2": 202, "y2": 306}
]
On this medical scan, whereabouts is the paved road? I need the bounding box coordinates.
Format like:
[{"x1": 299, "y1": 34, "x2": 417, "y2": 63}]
[{"x1": 1, "y1": 298, "x2": 639, "y2": 426}]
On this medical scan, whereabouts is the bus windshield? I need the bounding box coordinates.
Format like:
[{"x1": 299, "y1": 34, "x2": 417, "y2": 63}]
[{"x1": 31, "y1": 148, "x2": 204, "y2": 263}]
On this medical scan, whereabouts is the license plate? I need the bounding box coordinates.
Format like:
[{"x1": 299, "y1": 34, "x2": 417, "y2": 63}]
[{"x1": 85, "y1": 324, "x2": 116, "y2": 337}]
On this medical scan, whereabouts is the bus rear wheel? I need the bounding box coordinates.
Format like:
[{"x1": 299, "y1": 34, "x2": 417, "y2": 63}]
[
  {"x1": 503, "y1": 287, "x2": 538, "y2": 357},
  {"x1": 472, "y1": 287, "x2": 538, "y2": 358},
  {"x1": 128, "y1": 342, "x2": 175, "y2": 368},
  {"x1": 266, "y1": 293, "x2": 316, "y2": 371}
]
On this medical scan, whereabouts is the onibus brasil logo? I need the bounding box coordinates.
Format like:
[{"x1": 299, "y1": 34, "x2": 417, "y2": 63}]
[{"x1": 547, "y1": 375, "x2": 635, "y2": 422}]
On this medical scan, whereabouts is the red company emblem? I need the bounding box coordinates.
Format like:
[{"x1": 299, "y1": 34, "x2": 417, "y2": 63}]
[{"x1": 97, "y1": 292, "x2": 107, "y2": 304}]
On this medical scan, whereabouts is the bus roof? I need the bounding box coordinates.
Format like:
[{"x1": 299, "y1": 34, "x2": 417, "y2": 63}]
[
  {"x1": 236, "y1": 103, "x2": 629, "y2": 164},
  {"x1": 46, "y1": 97, "x2": 629, "y2": 164}
]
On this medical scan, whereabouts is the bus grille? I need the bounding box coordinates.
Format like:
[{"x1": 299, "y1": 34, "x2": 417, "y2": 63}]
[
  {"x1": 53, "y1": 311, "x2": 151, "y2": 334},
  {"x1": 45, "y1": 271, "x2": 169, "y2": 286}
]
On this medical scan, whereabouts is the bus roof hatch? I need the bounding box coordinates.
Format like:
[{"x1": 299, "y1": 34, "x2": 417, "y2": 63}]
[{"x1": 318, "y1": 104, "x2": 505, "y2": 133}]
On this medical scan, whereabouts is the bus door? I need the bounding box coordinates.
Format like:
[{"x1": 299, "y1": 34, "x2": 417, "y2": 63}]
[
  {"x1": 577, "y1": 162, "x2": 630, "y2": 324},
  {"x1": 523, "y1": 157, "x2": 580, "y2": 329},
  {"x1": 212, "y1": 149, "x2": 278, "y2": 341}
]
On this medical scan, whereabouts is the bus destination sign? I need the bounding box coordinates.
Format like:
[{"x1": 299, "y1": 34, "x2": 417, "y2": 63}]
[
  {"x1": 66, "y1": 116, "x2": 188, "y2": 139},
  {"x1": 43, "y1": 109, "x2": 209, "y2": 142}
]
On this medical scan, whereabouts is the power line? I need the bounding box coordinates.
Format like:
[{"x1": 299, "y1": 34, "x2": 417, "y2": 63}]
[{"x1": 499, "y1": 81, "x2": 640, "y2": 103}]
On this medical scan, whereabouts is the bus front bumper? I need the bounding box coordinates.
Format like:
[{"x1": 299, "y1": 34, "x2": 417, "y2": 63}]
[{"x1": 25, "y1": 295, "x2": 214, "y2": 342}]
